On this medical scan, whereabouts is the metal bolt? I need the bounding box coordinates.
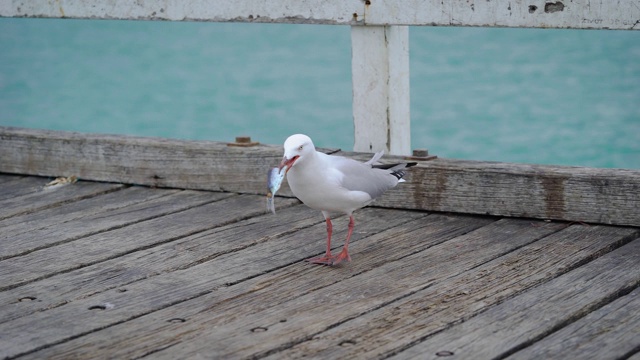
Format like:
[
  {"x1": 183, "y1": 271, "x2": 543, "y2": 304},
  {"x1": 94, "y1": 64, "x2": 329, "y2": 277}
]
[
  {"x1": 412, "y1": 149, "x2": 429, "y2": 157},
  {"x1": 228, "y1": 136, "x2": 259, "y2": 147}
]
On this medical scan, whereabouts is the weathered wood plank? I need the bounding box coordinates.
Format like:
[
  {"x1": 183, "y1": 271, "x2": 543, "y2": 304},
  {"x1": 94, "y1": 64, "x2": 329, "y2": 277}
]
[
  {"x1": 0, "y1": 175, "x2": 36, "y2": 200},
  {"x1": 0, "y1": 178, "x2": 125, "y2": 220},
  {"x1": 23, "y1": 217, "x2": 563, "y2": 359},
  {"x1": 0, "y1": 186, "x2": 185, "y2": 259},
  {"x1": 0, "y1": 192, "x2": 247, "y2": 290},
  {"x1": 391, "y1": 238, "x2": 640, "y2": 360},
  {"x1": 0, "y1": 174, "x2": 23, "y2": 185},
  {"x1": 0, "y1": 176, "x2": 45, "y2": 201},
  {"x1": 266, "y1": 224, "x2": 640, "y2": 359},
  {"x1": 506, "y1": 286, "x2": 640, "y2": 360},
  {"x1": 0, "y1": 126, "x2": 287, "y2": 193},
  {"x1": 124, "y1": 221, "x2": 555, "y2": 358},
  {"x1": 1, "y1": 0, "x2": 638, "y2": 30},
  {"x1": 0, "y1": 204, "x2": 320, "y2": 324},
  {"x1": 0, "y1": 207, "x2": 435, "y2": 358},
  {"x1": 141, "y1": 220, "x2": 575, "y2": 359},
  {"x1": 381, "y1": 157, "x2": 640, "y2": 227},
  {"x1": 1, "y1": 127, "x2": 639, "y2": 226}
]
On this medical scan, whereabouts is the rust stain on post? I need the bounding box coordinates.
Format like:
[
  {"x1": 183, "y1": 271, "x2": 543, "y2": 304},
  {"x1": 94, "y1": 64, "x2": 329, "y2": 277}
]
[
  {"x1": 540, "y1": 175, "x2": 567, "y2": 219},
  {"x1": 414, "y1": 169, "x2": 447, "y2": 210}
]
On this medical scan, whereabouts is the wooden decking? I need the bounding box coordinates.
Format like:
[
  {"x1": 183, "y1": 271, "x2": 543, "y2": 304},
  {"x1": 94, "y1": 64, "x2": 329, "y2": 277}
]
[{"x1": 0, "y1": 173, "x2": 638, "y2": 359}]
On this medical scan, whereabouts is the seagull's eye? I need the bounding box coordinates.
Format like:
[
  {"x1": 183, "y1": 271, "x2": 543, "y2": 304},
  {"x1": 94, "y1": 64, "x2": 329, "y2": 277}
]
[{"x1": 298, "y1": 145, "x2": 303, "y2": 151}]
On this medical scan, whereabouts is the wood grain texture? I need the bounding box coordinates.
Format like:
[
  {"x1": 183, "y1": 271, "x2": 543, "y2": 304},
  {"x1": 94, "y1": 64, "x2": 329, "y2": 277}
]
[
  {"x1": 391, "y1": 238, "x2": 640, "y2": 360},
  {"x1": 1, "y1": 127, "x2": 638, "y2": 226},
  {"x1": 0, "y1": 191, "x2": 234, "y2": 290},
  {"x1": 0, "y1": 186, "x2": 181, "y2": 259},
  {"x1": 142, "y1": 219, "x2": 572, "y2": 359},
  {"x1": 0, "y1": 174, "x2": 24, "y2": 185},
  {"x1": 0, "y1": 203, "x2": 317, "y2": 324},
  {"x1": 0, "y1": 207, "x2": 432, "y2": 358},
  {"x1": 0, "y1": 175, "x2": 42, "y2": 200},
  {"x1": 15, "y1": 213, "x2": 480, "y2": 360},
  {"x1": 34, "y1": 217, "x2": 546, "y2": 360},
  {"x1": 266, "y1": 224, "x2": 640, "y2": 359},
  {"x1": 0, "y1": 178, "x2": 125, "y2": 220},
  {"x1": 388, "y1": 157, "x2": 640, "y2": 227},
  {"x1": 1, "y1": 173, "x2": 638, "y2": 359},
  {"x1": 506, "y1": 286, "x2": 640, "y2": 360},
  {"x1": 0, "y1": 126, "x2": 287, "y2": 193}
]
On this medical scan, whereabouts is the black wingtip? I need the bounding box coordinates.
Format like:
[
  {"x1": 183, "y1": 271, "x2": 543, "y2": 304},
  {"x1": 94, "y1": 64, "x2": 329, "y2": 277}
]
[
  {"x1": 390, "y1": 170, "x2": 406, "y2": 180},
  {"x1": 371, "y1": 162, "x2": 417, "y2": 180},
  {"x1": 372, "y1": 162, "x2": 417, "y2": 170}
]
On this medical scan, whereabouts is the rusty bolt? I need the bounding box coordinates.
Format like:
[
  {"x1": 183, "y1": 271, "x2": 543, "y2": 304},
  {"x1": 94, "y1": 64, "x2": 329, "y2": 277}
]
[
  {"x1": 228, "y1": 136, "x2": 259, "y2": 147},
  {"x1": 235, "y1": 136, "x2": 252, "y2": 144},
  {"x1": 412, "y1": 149, "x2": 429, "y2": 157}
]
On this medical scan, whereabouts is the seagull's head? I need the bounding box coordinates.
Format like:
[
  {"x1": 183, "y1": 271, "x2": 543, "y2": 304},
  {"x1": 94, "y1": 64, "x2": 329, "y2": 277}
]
[{"x1": 279, "y1": 134, "x2": 315, "y2": 173}]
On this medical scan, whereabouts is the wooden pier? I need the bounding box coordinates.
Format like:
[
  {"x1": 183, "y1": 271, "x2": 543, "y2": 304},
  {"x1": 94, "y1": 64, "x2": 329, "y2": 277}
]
[
  {"x1": 2, "y1": 0, "x2": 639, "y2": 356},
  {"x1": 1, "y1": 128, "x2": 639, "y2": 359}
]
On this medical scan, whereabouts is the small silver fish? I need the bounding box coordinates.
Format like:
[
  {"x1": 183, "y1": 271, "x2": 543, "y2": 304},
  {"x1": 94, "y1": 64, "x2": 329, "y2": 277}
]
[{"x1": 266, "y1": 166, "x2": 287, "y2": 214}]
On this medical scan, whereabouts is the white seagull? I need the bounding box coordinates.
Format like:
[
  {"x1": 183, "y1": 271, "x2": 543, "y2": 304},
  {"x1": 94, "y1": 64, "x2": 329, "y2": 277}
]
[{"x1": 279, "y1": 134, "x2": 416, "y2": 265}]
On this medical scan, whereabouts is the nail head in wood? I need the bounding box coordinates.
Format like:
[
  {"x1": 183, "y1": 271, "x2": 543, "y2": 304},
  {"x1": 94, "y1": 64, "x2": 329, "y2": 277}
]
[{"x1": 436, "y1": 350, "x2": 454, "y2": 356}]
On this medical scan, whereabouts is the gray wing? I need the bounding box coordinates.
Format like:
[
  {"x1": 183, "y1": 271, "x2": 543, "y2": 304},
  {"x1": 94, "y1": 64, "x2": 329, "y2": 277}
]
[{"x1": 329, "y1": 155, "x2": 400, "y2": 199}]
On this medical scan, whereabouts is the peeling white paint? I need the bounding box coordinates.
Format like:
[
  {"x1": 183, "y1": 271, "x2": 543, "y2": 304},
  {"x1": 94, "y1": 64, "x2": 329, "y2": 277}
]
[
  {"x1": 364, "y1": 0, "x2": 640, "y2": 31},
  {"x1": 352, "y1": 26, "x2": 411, "y2": 155},
  {"x1": 2, "y1": 0, "x2": 638, "y2": 30}
]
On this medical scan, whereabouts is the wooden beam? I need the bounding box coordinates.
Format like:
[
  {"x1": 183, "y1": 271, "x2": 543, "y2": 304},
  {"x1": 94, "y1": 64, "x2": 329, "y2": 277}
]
[
  {"x1": 1, "y1": 0, "x2": 638, "y2": 30},
  {"x1": 1, "y1": 127, "x2": 638, "y2": 226},
  {"x1": 351, "y1": 25, "x2": 411, "y2": 155}
]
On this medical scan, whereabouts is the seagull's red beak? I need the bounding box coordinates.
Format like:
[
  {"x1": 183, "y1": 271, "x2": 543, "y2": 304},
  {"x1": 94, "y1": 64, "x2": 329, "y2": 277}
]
[{"x1": 278, "y1": 155, "x2": 299, "y2": 173}]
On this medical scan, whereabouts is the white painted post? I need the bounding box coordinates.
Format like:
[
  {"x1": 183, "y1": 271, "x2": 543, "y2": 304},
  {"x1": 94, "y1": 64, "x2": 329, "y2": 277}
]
[{"x1": 351, "y1": 25, "x2": 411, "y2": 155}]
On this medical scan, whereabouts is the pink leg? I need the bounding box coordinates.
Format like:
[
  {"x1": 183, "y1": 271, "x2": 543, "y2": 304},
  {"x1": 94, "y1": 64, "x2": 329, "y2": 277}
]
[
  {"x1": 306, "y1": 216, "x2": 334, "y2": 265},
  {"x1": 330, "y1": 215, "x2": 354, "y2": 265}
]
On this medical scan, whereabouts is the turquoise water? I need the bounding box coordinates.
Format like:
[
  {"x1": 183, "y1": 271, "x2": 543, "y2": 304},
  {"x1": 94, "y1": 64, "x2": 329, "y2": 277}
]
[{"x1": 1, "y1": 18, "x2": 639, "y2": 168}]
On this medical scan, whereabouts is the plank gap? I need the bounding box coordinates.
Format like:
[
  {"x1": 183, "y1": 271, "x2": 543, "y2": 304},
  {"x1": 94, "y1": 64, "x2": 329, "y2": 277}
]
[
  {"x1": 381, "y1": 230, "x2": 640, "y2": 360},
  {"x1": 264, "y1": 223, "x2": 636, "y2": 359},
  {"x1": 255, "y1": 281, "x2": 438, "y2": 359},
  {"x1": 495, "y1": 277, "x2": 640, "y2": 360},
  {"x1": 0, "y1": 193, "x2": 242, "y2": 292},
  {"x1": 382, "y1": 236, "x2": 640, "y2": 360},
  {"x1": 173, "y1": 207, "x2": 323, "y2": 272},
  {"x1": 0, "y1": 188, "x2": 192, "y2": 261},
  {"x1": 0, "y1": 182, "x2": 128, "y2": 221}
]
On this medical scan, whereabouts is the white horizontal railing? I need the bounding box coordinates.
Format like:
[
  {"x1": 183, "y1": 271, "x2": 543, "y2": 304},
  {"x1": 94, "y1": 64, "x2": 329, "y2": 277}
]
[
  {"x1": 3, "y1": 0, "x2": 638, "y2": 29},
  {"x1": 2, "y1": 0, "x2": 638, "y2": 154}
]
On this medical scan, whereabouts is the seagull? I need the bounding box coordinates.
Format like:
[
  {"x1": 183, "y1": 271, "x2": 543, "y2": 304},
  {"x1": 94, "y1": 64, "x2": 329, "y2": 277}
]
[{"x1": 279, "y1": 134, "x2": 416, "y2": 266}]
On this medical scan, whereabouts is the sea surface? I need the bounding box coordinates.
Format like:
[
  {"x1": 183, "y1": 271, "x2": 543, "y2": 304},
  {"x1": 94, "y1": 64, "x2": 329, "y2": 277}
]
[{"x1": 1, "y1": 18, "x2": 639, "y2": 168}]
